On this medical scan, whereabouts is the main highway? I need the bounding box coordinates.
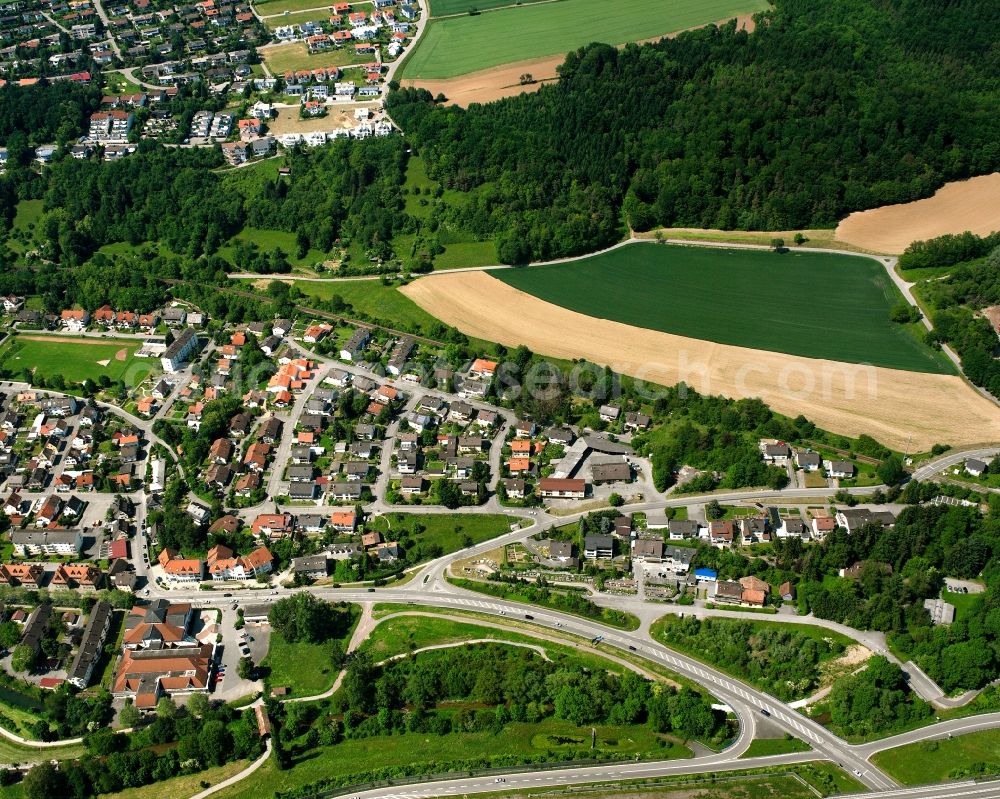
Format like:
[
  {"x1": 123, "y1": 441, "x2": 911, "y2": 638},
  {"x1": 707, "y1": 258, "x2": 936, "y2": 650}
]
[
  {"x1": 147, "y1": 443, "x2": 1000, "y2": 797},
  {"x1": 165, "y1": 568, "x2": 900, "y2": 791}
]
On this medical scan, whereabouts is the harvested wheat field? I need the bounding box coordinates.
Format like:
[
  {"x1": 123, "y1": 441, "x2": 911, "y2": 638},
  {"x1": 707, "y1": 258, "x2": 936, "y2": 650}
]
[
  {"x1": 836, "y1": 173, "x2": 1000, "y2": 254},
  {"x1": 402, "y1": 272, "x2": 1000, "y2": 450}
]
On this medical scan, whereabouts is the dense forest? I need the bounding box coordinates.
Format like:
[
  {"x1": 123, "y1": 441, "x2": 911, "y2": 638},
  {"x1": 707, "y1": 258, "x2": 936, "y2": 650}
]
[{"x1": 388, "y1": 0, "x2": 1000, "y2": 261}]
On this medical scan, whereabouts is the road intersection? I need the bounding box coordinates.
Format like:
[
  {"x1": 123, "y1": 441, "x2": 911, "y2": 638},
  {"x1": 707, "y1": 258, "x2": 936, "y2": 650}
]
[{"x1": 2, "y1": 363, "x2": 995, "y2": 795}]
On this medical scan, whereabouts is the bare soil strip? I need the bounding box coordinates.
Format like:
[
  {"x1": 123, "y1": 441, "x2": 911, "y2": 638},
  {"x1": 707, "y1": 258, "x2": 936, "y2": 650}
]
[
  {"x1": 401, "y1": 14, "x2": 755, "y2": 108},
  {"x1": 402, "y1": 272, "x2": 1000, "y2": 451},
  {"x1": 835, "y1": 173, "x2": 1000, "y2": 254}
]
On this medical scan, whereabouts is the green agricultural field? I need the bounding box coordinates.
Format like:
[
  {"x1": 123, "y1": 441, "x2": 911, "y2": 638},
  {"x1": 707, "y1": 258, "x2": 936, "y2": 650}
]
[
  {"x1": 401, "y1": 0, "x2": 770, "y2": 79},
  {"x1": 872, "y1": 729, "x2": 1000, "y2": 784},
  {"x1": 0, "y1": 335, "x2": 157, "y2": 387},
  {"x1": 496, "y1": 243, "x2": 954, "y2": 373},
  {"x1": 430, "y1": 0, "x2": 549, "y2": 16}
]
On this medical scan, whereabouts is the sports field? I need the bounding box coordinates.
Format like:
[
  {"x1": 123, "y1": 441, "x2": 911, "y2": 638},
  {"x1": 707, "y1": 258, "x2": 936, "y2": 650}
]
[
  {"x1": 400, "y1": 0, "x2": 769, "y2": 79},
  {"x1": 495, "y1": 243, "x2": 951, "y2": 374},
  {"x1": 0, "y1": 335, "x2": 155, "y2": 386}
]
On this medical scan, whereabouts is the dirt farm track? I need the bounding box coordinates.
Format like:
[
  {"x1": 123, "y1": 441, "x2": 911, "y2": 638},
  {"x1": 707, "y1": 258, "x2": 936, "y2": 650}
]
[{"x1": 402, "y1": 271, "x2": 1000, "y2": 451}]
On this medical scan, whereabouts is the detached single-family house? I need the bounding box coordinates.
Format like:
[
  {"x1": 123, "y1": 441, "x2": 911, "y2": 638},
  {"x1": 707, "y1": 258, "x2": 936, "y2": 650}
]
[{"x1": 824, "y1": 459, "x2": 855, "y2": 478}]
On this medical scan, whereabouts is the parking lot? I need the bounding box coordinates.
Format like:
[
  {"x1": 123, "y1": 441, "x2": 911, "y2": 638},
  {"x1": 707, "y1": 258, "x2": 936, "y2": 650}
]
[{"x1": 209, "y1": 604, "x2": 268, "y2": 702}]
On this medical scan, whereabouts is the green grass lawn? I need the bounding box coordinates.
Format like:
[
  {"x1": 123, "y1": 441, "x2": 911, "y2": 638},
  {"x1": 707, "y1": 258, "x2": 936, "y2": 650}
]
[
  {"x1": 941, "y1": 589, "x2": 983, "y2": 622},
  {"x1": 739, "y1": 736, "x2": 812, "y2": 758},
  {"x1": 378, "y1": 511, "x2": 514, "y2": 552},
  {"x1": 496, "y1": 242, "x2": 953, "y2": 373},
  {"x1": 219, "y1": 157, "x2": 282, "y2": 191},
  {"x1": 261, "y1": 605, "x2": 360, "y2": 698},
  {"x1": 262, "y1": 9, "x2": 344, "y2": 29},
  {"x1": 401, "y1": 156, "x2": 496, "y2": 269},
  {"x1": 214, "y1": 718, "x2": 691, "y2": 799},
  {"x1": 872, "y1": 728, "x2": 1000, "y2": 784},
  {"x1": 401, "y1": 0, "x2": 770, "y2": 78},
  {"x1": 266, "y1": 278, "x2": 443, "y2": 334},
  {"x1": 0, "y1": 335, "x2": 156, "y2": 387},
  {"x1": 450, "y1": 576, "x2": 641, "y2": 631},
  {"x1": 11, "y1": 199, "x2": 43, "y2": 231},
  {"x1": 431, "y1": 240, "x2": 498, "y2": 269},
  {"x1": 0, "y1": 734, "x2": 84, "y2": 764},
  {"x1": 5, "y1": 199, "x2": 44, "y2": 254},
  {"x1": 103, "y1": 72, "x2": 144, "y2": 95}
]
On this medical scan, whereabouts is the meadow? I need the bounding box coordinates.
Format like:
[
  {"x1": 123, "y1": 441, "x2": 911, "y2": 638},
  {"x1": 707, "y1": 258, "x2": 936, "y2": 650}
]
[
  {"x1": 496, "y1": 243, "x2": 953, "y2": 374},
  {"x1": 872, "y1": 728, "x2": 1000, "y2": 784},
  {"x1": 0, "y1": 335, "x2": 155, "y2": 386},
  {"x1": 262, "y1": 42, "x2": 371, "y2": 74},
  {"x1": 219, "y1": 227, "x2": 331, "y2": 268},
  {"x1": 400, "y1": 0, "x2": 769, "y2": 79},
  {"x1": 261, "y1": 603, "x2": 360, "y2": 698},
  {"x1": 214, "y1": 719, "x2": 690, "y2": 799},
  {"x1": 254, "y1": 277, "x2": 443, "y2": 334}
]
